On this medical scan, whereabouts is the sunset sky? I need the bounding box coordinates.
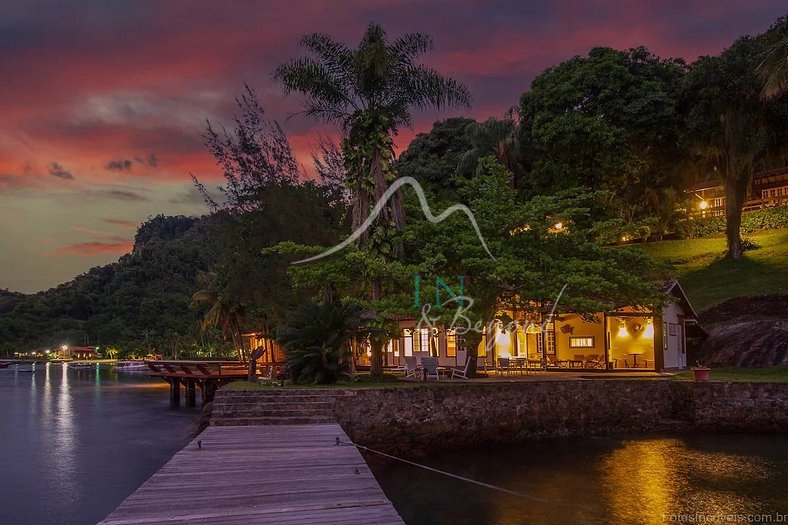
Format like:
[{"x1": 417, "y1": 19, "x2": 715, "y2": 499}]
[{"x1": 1, "y1": 0, "x2": 785, "y2": 293}]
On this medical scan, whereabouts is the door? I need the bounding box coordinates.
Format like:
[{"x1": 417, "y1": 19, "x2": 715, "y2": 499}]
[{"x1": 677, "y1": 316, "x2": 687, "y2": 368}]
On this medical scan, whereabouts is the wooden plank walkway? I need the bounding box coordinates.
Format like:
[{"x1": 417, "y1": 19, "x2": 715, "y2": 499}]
[{"x1": 98, "y1": 424, "x2": 404, "y2": 525}]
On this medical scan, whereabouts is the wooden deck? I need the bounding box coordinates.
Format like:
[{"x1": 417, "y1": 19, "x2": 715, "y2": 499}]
[{"x1": 98, "y1": 424, "x2": 404, "y2": 525}]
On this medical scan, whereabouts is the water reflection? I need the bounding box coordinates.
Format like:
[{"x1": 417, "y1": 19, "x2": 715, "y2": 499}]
[
  {"x1": 0, "y1": 363, "x2": 197, "y2": 525},
  {"x1": 371, "y1": 434, "x2": 788, "y2": 525}
]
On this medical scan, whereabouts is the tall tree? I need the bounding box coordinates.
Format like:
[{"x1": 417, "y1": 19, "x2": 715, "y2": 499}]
[
  {"x1": 758, "y1": 16, "x2": 788, "y2": 99},
  {"x1": 192, "y1": 88, "x2": 347, "y2": 364},
  {"x1": 275, "y1": 23, "x2": 471, "y2": 377},
  {"x1": 395, "y1": 117, "x2": 476, "y2": 198},
  {"x1": 519, "y1": 47, "x2": 686, "y2": 231},
  {"x1": 683, "y1": 29, "x2": 788, "y2": 259},
  {"x1": 458, "y1": 115, "x2": 522, "y2": 187}
]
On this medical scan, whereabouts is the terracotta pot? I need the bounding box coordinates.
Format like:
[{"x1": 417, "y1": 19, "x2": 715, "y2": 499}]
[{"x1": 692, "y1": 367, "x2": 710, "y2": 381}]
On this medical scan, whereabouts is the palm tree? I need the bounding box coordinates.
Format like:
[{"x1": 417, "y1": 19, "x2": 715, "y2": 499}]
[
  {"x1": 191, "y1": 271, "x2": 247, "y2": 363},
  {"x1": 276, "y1": 23, "x2": 471, "y2": 377},
  {"x1": 458, "y1": 115, "x2": 521, "y2": 185},
  {"x1": 758, "y1": 17, "x2": 788, "y2": 99}
]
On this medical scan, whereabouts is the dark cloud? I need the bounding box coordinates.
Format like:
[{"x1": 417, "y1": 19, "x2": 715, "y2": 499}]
[
  {"x1": 92, "y1": 189, "x2": 149, "y2": 202},
  {"x1": 48, "y1": 162, "x2": 74, "y2": 180},
  {"x1": 105, "y1": 159, "x2": 133, "y2": 171},
  {"x1": 103, "y1": 218, "x2": 139, "y2": 229}
]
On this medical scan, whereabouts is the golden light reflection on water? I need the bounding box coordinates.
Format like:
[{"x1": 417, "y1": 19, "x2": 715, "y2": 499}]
[
  {"x1": 602, "y1": 438, "x2": 684, "y2": 524},
  {"x1": 601, "y1": 438, "x2": 777, "y2": 524}
]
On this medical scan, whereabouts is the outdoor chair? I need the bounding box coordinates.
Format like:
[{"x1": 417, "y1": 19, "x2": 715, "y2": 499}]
[
  {"x1": 528, "y1": 354, "x2": 544, "y2": 372},
  {"x1": 403, "y1": 356, "x2": 419, "y2": 378},
  {"x1": 547, "y1": 354, "x2": 569, "y2": 368},
  {"x1": 420, "y1": 356, "x2": 441, "y2": 381},
  {"x1": 450, "y1": 356, "x2": 472, "y2": 379},
  {"x1": 585, "y1": 354, "x2": 605, "y2": 369},
  {"x1": 497, "y1": 357, "x2": 512, "y2": 375},
  {"x1": 571, "y1": 354, "x2": 585, "y2": 368}
]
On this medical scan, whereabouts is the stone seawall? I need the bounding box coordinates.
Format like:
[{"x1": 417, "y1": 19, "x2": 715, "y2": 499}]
[
  {"x1": 213, "y1": 381, "x2": 788, "y2": 456},
  {"x1": 333, "y1": 381, "x2": 788, "y2": 455}
]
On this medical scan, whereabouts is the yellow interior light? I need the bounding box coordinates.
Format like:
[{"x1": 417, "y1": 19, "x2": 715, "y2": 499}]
[{"x1": 643, "y1": 319, "x2": 654, "y2": 339}]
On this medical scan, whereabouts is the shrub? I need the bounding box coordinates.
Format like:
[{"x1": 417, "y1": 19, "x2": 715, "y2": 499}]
[
  {"x1": 674, "y1": 205, "x2": 788, "y2": 239},
  {"x1": 279, "y1": 298, "x2": 362, "y2": 384}
]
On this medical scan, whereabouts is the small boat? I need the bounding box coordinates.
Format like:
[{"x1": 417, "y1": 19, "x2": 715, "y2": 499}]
[
  {"x1": 67, "y1": 362, "x2": 95, "y2": 370},
  {"x1": 0, "y1": 361, "x2": 12, "y2": 369},
  {"x1": 112, "y1": 361, "x2": 149, "y2": 372}
]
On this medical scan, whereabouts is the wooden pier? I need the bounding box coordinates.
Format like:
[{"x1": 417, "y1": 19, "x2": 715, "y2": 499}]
[
  {"x1": 146, "y1": 360, "x2": 248, "y2": 407},
  {"x1": 98, "y1": 424, "x2": 404, "y2": 524}
]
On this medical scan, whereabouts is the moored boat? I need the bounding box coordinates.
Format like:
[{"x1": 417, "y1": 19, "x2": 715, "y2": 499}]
[
  {"x1": 112, "y1": 361, "x2": 149, "y2": 372},
  {"x1": 67, "y1": 362, "x2": 95, "y2": 370},
  {"x1": 0, "y1": 361, "x2": 12, "y2": 369}
]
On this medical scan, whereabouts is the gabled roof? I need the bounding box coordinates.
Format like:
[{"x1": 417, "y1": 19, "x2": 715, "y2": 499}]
[{"x1": 665, "y1": 280, "x2": 699, "y2": 321}]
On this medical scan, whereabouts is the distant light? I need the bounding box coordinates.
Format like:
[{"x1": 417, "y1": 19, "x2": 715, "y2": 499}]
[
  {"x1": 61, "y1": 345, "x2": 68, "y2": 351},
  {"x1": 554, "y1": 222, "x2": 563, "y2": 230},
  {"x1": 617, "y1": 321, "x2": 628, "y2": 337},
  {"x1": 699, "y1": 200, "x2": 708, "y2": 210}
]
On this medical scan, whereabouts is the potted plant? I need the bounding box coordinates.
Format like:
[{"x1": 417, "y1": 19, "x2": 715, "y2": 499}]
[{"x1": 691, "y1": 361, "x2": 710, "y2": 381}]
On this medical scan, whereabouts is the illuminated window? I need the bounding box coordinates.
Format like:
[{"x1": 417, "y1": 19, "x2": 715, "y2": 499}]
[
  {"x1": 402, "y1": 329, "x2": 414, "y2": 357},
  {"x1": 415, "y1": 328, "x2": 431, "y2": 354},
  {"x1": 537, "y1": 326, "x2": 555, "y2": 355},
  {"x1": 569, "y1": 337, "x2": 594, "y2": 348},
  {"x1": 446, "y1": 329, "x2": 456, "y2": 357}
]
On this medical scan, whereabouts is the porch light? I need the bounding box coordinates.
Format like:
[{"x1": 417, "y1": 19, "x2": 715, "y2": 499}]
[
  {"x1": 699, "y1": 200, "x2": 709, "y2": 210},
  {"x1": 643, "y1": 319, "x2": 654, "y2": 339},
  {"x1": 617, "y1": 320, "x2": 628, "y2": 337}
]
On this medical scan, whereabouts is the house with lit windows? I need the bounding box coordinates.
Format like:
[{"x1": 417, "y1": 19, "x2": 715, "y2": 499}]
[
  {"x1": 244, "y1": 281, "x2": 700, "y2": 373},
  {"x1": 685, "y1": 167, "x2": 788, "y2": 218},
  {"x1": 364, "y1": 280, "x2": 700, "y2": 372}
]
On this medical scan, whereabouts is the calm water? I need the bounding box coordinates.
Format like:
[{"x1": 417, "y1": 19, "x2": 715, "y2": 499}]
[
  {"x1": 0, "y1": 363, "x2": 198, "y2": 525},
  {"x1": 371, "y1": 434, "x2": 788, "y2": 525}
]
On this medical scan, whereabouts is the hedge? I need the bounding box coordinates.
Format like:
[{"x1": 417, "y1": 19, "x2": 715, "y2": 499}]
[{"x1": 675, "y1": 205, "x2": 788, "y2": 239}]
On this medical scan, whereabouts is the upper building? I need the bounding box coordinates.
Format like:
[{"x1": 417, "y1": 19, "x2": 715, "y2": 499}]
[{"x1": 685, "y1": 167, "x2": 788, "y2": 218}]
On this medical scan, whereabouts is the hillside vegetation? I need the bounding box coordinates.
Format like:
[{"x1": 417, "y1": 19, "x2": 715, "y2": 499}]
[
  {"x1": 637, "y1": 228, "x2": 788, "y2": 312},
  {"x1": 0, "y1": 215, "x2": 220, "y2": 356}
]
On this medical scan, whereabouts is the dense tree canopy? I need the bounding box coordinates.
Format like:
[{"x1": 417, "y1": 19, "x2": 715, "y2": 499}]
[{"x1": 519, "y1": 47, "x2": 687, "y2": 227}]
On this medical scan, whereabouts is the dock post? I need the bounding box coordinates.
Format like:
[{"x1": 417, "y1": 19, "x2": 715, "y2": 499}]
[
  {"x1": 185, "y1": 380, "x2": 196, "y2": 407},
  {"x1": 169, "y1": 378, "x2": 181, "y2": 407}
]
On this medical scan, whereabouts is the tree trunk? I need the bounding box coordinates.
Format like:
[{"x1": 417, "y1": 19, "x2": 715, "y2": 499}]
[
  {"x1": 463, "y1": 331, "x2": 484, "y2": 378},
  {"x1": 369, "y1": 338, "x2": 384, "y2": 380},
  {"x1": 247, "y1": 358, "x2": 256, "y2": 383},
  {"x1": 724, "y1": 171, "x2": 750, "y2": 260}
]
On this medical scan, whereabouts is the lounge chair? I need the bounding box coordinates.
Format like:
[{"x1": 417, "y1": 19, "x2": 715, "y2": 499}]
[
  {"x1": 547, "y1": 354, "x2": 569, "y2": 368},
  {"x1": 403, "y1": 356, "x2": 419, "y2": 378},
  {"x1": 420, "y1": 356, "x2": 441, "y2": 381},
  {"x1": 585, "y1": 354, "x2": 605, "y2": 369}
]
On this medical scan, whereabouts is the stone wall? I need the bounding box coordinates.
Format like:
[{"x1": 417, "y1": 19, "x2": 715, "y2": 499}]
[{"x1": 330, "y1": 381, "x2": 787, "y2": 456}]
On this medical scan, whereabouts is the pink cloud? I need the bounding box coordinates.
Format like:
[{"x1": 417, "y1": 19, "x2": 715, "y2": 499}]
[{"x1": 51, "y1": 241, "x2": 133, "y2": 256}]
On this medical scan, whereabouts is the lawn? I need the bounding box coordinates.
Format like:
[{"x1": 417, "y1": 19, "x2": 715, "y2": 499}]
[
  {"x1": 671, "y1": 365, "x2": 788, "y2": 383},
  {"x1": 636, "y1": 228, "x2": 788, "y2": 312}
]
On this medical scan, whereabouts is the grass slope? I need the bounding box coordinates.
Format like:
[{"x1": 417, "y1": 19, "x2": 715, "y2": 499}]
[{"x1": 636, "y1": 228, "x2": 788, "y2": 312}]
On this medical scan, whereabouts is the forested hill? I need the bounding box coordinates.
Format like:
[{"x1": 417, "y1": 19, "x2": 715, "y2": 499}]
[{"x1": 0, "y1": 215, "x2": 220, "y2": 356}]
